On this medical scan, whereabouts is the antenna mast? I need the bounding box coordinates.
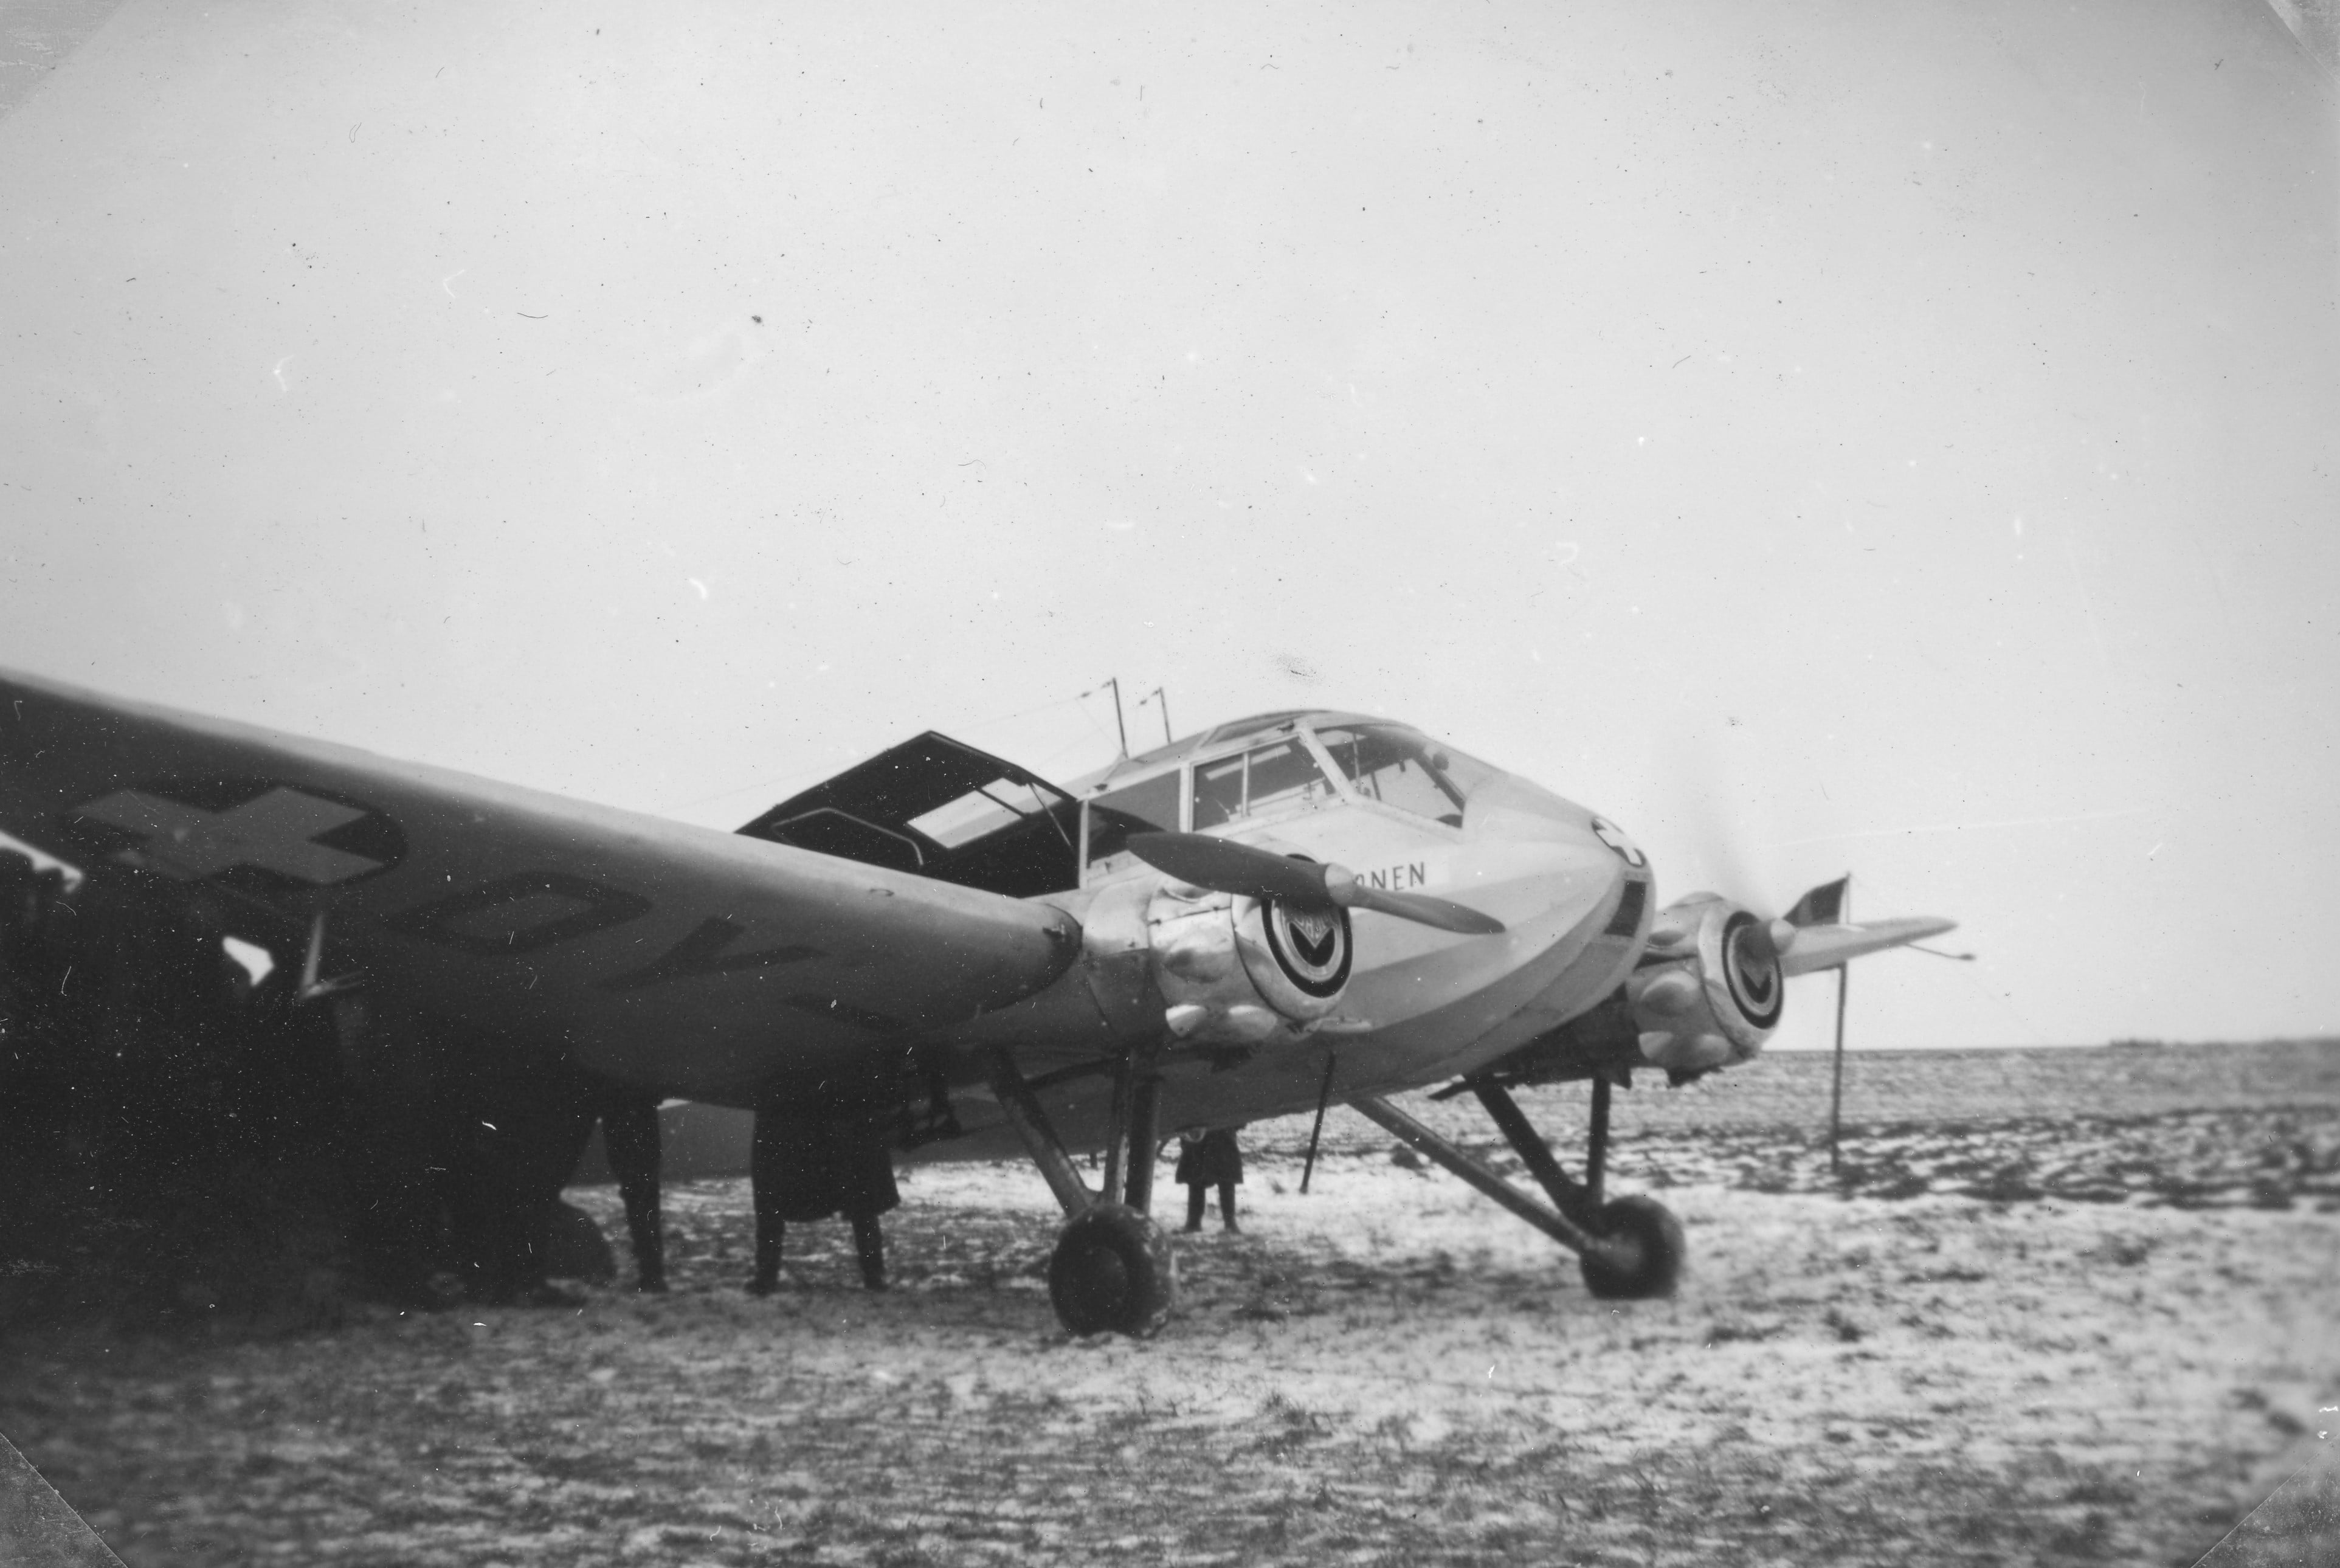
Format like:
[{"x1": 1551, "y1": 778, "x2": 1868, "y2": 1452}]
[
  {"x1": 1137, "y1": 686, "x2": 1172, "y2": 747},
  {"x1": 1087, "y1": 676, "x2": 1127, "y2": 758}
]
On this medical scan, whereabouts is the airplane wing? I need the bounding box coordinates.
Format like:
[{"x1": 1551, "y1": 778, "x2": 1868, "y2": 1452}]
[
  {"x1": 1779, "y1": 916, "x2": 1957, "y2": 976},
  {"x1": 0, "y1": 668, "x2": 1080, "y2": 1102}
]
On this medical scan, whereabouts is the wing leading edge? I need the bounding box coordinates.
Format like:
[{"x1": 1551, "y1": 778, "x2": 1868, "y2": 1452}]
[
  {"x1": 0, "y1": 668, "x2": 1079, "y2": 1102},
  {"x1": 1779, "y1": 916, "x2": 1958, "y2": 976}
]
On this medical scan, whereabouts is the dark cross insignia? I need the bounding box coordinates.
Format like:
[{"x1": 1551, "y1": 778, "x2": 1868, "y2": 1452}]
[
  {"x1": 1592, "y1": 815, "x2": 1646, "y2": 868},
  {"x1": 74, "y1": 786, "x2": 388, "y2": 884}
]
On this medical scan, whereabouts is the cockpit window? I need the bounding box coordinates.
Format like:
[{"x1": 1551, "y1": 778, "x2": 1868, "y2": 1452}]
[
  {"x1": 1190, "y1": 738, "x2": 1334, "y2": 830},
  {"x1": 1311, "y1": 724, "x2": 1490, "y2": 827},
  {"x1": 1190, "y1": 755, "x2": 1245, "y2": 830}
]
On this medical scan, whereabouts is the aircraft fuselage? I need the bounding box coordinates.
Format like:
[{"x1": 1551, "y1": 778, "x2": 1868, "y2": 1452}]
[{"x1": 901, "y1": 711, "x2": 1653, "y2": 1162}]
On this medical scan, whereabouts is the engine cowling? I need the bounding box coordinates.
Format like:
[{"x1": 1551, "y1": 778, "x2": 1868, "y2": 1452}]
[
  {"x1": 1140, "y1": 879, "x2": 1353, "y2": 1046},
  {"x1": 1626, "y1": 893, "x2": 1787, "y2": 1074}
]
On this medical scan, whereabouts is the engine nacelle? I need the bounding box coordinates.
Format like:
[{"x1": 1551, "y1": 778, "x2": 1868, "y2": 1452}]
[
  {"x1": 1626, "y1": 893, "x2": 1786, "y2": 1074},
  {"x1": 1142, "y1": 880, "x2": 1351, "y2": 1047}
]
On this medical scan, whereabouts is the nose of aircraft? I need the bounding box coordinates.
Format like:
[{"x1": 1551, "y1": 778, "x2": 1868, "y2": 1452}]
[
  {"x1": 1458, "y1": 773, "x2": 1644, "y2": 938},
  {"x1": 1335, "y1": 777, "x2": 1633, "y2": 1043}
]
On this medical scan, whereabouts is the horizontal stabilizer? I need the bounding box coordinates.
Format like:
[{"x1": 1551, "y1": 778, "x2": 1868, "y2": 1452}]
[{"x1": 1779, "y1": 916, "x2": 1957, "y2": 976}]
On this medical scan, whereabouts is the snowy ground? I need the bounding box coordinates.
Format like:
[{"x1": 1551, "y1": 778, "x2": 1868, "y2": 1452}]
[{"x1": 5, "y1": 1095, "x2": 2336, "y2": 1567}]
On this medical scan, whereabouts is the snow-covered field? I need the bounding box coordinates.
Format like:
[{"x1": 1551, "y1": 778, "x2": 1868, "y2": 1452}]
[{"x1": 5, "y1": 1113, "x2": 2336, "y2": 1566}]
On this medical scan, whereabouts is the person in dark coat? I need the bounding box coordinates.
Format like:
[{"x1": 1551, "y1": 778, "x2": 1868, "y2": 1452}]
[
  {"x1": 1176, "y1": 1126, "x2": 1243, "y2": 1234},
  {"x1": 591, "y1": 1084, "x2": 666, "y2": 1293},
  {"x1": 747, "y1": 1099, "x2": 899, "y2": 1293}
]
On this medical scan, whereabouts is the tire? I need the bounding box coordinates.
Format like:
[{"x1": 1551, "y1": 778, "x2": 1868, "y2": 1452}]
[
  {"x1": 1047, "y1": 1203, "x2": 1176, "y2": 1337},
  {"x1": 1578, "y1": 1195, "x2": 1685, "y2": 1300}
]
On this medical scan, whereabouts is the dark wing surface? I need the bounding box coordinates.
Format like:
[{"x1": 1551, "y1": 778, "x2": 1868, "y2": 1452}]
[{"x1": 0, "y1": 668, "x2": 1078, "y2": 1102}]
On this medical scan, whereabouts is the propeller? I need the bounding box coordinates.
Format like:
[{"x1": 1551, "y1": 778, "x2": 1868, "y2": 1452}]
[{"x1": 1125, "y1": 832, "x2": 1507, "y2": 936}]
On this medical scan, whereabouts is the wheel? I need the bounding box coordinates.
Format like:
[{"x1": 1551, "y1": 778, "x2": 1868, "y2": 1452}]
[
  {"x1": 1578, "y1": 1195, "x2": 1685, "y2": 1299},
  {"x1": 1047, "y1": 1203, "x2": 1176, "y2": 1337}
]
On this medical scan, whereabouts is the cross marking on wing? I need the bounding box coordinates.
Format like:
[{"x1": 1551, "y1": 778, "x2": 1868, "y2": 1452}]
[{"x1": 75, "y1": 787, "x2": 383, "y2": 883}]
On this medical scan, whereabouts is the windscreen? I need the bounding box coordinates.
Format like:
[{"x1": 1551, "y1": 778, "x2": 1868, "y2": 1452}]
[{"x1": 1311, "y1": 724, "x2": 1493, "y2": 827}]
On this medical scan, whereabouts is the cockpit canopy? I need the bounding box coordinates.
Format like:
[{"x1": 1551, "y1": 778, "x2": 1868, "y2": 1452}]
[
  {"x1": 737, "y1": 731, "x2": 1080, "y2": 898},
  {"x1": 1078, "y1": 713, "x2": 1499, "y2": 882},
  {"x1": 737, "y1": 712, "x2": 1502, "y2": 899}
]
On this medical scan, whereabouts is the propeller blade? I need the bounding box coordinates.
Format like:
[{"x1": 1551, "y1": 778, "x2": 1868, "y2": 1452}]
[
  {"x1": 1125, "y1": 832, "x2": 1331, "y2": 903},
  {"x1": 1327, "y1": 871, "x2": 1508, "y2": 935},
  {"x1": 1664, "y1": 730, "x2": 1764, "y2": 910},
  {"x1": 1126, "y1": 832, "x2": 1505, "y2": 935}
]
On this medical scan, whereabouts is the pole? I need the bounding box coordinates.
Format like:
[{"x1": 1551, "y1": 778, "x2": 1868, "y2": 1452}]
[
  {"x1": 1827, "y1": 876, "x2": 1853, "y2": 1181},
  {"x1": 1300, "y1": 1051, "x2": 1337, "y2": 1194},
  {"x1": 1144, "y1": 686, "x2": 1172, "y2": 746},
  {"x1": 1107, "y1": 676, "x2": 1127, "y2": 757},
  {"x1": 1827, "y1": 963, "x2": 1849, "y2": 1179}
]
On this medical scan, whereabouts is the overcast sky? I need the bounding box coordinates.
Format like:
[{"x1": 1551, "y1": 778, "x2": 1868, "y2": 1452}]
[{"x1": 1, "y1": 0, "x2": 2333, "y2": 1052}]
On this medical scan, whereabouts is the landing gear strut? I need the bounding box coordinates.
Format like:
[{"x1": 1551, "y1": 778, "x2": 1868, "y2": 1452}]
[
  {"x1": 987, "y1": 1043, "x2": 1176, "y2": 1336},
  {"x1": 1352, "y1": 1074, "x2": 1683, "y2": 1300}
]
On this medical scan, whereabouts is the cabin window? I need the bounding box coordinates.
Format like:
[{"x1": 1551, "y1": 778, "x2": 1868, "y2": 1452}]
[
  {"x1": 1189, "y1": 739, "x2": 1333, "y2": 830},
  {"x1": 1190, "y1": 754, "x2": 1246, "y2": 830},
  {"x1": 1243, "y1": 739, "x2": 1331, "y2": 817},
  {"x1": 1313, "y1": 724, "x2": 1482, "y2": 827},
  {"x1": 1083, "y1": 771, "x2": 1182, "y2": 872}
]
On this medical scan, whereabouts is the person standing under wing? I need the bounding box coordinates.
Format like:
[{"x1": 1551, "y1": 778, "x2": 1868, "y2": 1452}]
[
  {"x1": 748, "y1": 1097, "x2": 898, "y2": 1293},
  {"x1": 1176, "y1": 1126, "x2": 1244, "y2": 1234}
]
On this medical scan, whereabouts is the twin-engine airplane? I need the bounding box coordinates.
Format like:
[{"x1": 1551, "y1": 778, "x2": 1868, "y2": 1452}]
[{"x1": 0, "y1": 668, "x2": 1951, "y2": 1335}]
